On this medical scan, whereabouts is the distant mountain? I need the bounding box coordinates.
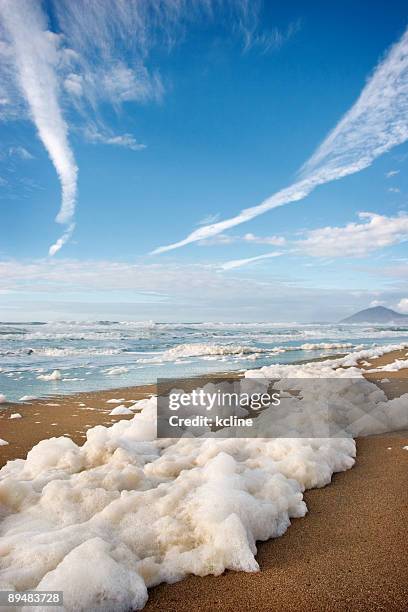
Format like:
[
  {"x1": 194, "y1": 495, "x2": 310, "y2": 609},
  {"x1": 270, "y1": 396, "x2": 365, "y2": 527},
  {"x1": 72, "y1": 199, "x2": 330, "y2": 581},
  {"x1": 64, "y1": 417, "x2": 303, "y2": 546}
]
[{"x1": 341, "y1": 306, "x2": 408, "y2": 324}]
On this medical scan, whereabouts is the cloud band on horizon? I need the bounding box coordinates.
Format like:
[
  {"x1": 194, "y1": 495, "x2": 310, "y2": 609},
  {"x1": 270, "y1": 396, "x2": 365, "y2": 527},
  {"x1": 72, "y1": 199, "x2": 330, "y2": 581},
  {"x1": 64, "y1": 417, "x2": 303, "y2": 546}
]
[{"x1": 152, "y1": 26, "x2": 408, "y2": 255}]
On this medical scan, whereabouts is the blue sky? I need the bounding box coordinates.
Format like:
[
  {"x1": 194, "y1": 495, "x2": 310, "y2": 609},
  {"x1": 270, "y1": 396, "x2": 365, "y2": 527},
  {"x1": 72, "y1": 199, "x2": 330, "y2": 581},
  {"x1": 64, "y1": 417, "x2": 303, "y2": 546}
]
[{"x1": 0, "y1": 0, "x2": 408, "y2": 322}]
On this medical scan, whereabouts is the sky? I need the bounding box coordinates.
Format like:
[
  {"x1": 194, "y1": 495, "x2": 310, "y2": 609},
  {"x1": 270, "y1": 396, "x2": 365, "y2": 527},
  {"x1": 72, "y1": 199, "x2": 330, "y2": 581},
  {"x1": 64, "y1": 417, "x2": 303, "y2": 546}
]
[{"x1": 0, "y1": 0, "x2": 408, "y2": 322}]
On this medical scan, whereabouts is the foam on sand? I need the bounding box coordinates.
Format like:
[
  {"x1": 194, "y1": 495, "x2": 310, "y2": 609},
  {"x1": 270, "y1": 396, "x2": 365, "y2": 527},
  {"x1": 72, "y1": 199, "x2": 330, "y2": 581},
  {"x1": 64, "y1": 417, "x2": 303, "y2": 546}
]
[
  {"x1": 109, "y1": 405, "x2": 133, "y2": 416},
  {"x1": 0, "y1": 344, "x2": 407, "y2": 610},
  {"x1": 9, "y1": 413, "x2": 22, "y2": 420},
  {"x1": 0, "y1": 400, "x2": 355, "y2": 609},
  {"x1": 368, "y1": 358, "x2": 408, "y2": 372}
]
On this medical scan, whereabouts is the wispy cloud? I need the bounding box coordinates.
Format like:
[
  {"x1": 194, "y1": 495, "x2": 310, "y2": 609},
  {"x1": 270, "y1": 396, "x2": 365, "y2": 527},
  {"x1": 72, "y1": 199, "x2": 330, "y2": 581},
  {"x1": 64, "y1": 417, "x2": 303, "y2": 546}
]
[
  {"x1": 199, "y1": 232, "x2": 286, "y2": 246},
  {"x1": 153, "y1": 27, "x2": 408, "y2": 254},
  {"x1": 243, "y1": 232, "x2": 286, "y2": 246},
  {"x1": 53, "y1": 0, "x2": 289, "y2": 112},
  {"x1": 385, "y1": 169, "x2": 400, "y2": 178},
  {"x1": 0, "y1": 0, "x2": 78, "y2": 256},
  {"x1": 8, "y1": 146, "x2": 33, "y2": 160},
  {"x1": 83, "y1": 124, "x2": 146, "y2": 151},
  {"x1": 197, "y1": 213, "x2": 221, "y2": 226},
  {"x1": 297, "y1": 212, "x2": 408, "y2": 258},
  {"x1": 240, "y1": 17, "x2": 301, "y2": 54},
  {"x1": 220, "y1": 251, "x2": 283, "y2": 270}
]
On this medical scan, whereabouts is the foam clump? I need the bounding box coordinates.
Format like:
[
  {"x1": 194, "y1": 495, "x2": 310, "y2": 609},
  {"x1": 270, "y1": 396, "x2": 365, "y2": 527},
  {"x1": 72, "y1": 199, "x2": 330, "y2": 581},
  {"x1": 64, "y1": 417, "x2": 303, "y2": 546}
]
[
  {"x1": 0, "y1": 394, "x2": 7, "y2": 404},
  {"x1": 245, "y1": 346, "x2": 408, "y2": 437},
  {"x1": 0, "y1": 396, "x2": 354, "y2": 608},
  {"x1": 9, "y1": 413, "x2": 22, "y2": 419},
  {"x1": 104, "y1": 367, "x2": 129, "y2": 376},
  {"x1": 369, "y1": 358, "x2": 408, "y2": 373},
  {"x1": 109, "y1": 405, "x2": 133, "y2": 415},
  {"x1": 37, "y1": 537, "x2": 148, "y2": 611},
  {"x1": 37, "y1": 369, "x2": 62, "y2": 381}
]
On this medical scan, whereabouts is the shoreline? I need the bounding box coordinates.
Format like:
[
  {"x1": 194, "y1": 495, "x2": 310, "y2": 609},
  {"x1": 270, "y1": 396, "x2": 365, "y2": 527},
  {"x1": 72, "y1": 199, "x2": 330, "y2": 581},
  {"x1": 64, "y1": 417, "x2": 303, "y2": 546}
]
[{"x1": 1, "y1": 348, "x2": 407, "y2": 468}]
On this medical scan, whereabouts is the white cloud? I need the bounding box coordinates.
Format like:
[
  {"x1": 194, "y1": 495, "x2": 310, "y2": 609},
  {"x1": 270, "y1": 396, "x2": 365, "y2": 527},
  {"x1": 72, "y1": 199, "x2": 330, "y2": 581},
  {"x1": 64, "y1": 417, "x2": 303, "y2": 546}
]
[
  {"x1": 153, "y1": 27, "x2": 408, "y2": 254},
  {"x1": 197, "y1": 213, "x2": 221, "y2": 226},
  {"x1": 240, "y1": 16, "x2": 301, "y2": 54},
  {"x1": 369, "y1": 299, "x2": 385, "y2": 307},
  {"x1": 388, "y1": 186, "x2": 401, "y2": 193},
  {"x1": 385, "y1": 169, "x2": 400, "y2": 178},
  {"x1": 397, "y1": 298, "x2": 408, "y2": 313},
  {"x1": 199, "y1": 232, "x2": 286, "y2": 247},
  {"x1": 8, "y1": 146, "x2": 33, "y2": 159},
  {"x1": 297, "y1": 212, "x2": 408, "y2": 258},
  {"x1": 0, "y1": 0, "x2": 78, "y2": 256},
  {"x1": 64, "y1": 73, "x2": 83, "y2": 97},
  {"x1": 83, "y1": 124, "x2": 146, "y2": 151},
  {"x1": 243, "y1": 232, "x2": 286, "y2": 246},
  {"x1": 220, "y1": 251, "x2": 283, "y2": 270},
  {"x1": 48, "y1": 223, "x2": 75, "y2": 257},
  {"x1": 199, "y1": 234, "x2": 236, "y2": 246},
  {"x1": 100, "y1": 62, "x2": 163, "y2": 105}
]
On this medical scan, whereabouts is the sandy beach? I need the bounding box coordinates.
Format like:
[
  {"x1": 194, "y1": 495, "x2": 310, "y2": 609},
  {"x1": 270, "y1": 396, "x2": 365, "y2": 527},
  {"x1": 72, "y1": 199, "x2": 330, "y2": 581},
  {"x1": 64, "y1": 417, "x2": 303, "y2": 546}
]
[
  {"x1": 144, "y1": 432, "x2": 408, "y2": 612},
  {"x1": 0, "y1": 348, "x2": 407, "y2": 610}
]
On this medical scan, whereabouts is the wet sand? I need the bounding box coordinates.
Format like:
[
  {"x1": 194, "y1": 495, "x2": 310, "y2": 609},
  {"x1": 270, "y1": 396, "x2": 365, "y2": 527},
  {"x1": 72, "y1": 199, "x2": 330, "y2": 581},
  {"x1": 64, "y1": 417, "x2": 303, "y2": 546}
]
[
  {"x1": 0, "y1": 383, "x2": 155, "y2": 467},
  {"x1": 145, "y1": 433, "x2": 408, "y2": 612},
  {"x1": 0, "y1": 348, "x2": 407, "y2": 610}
]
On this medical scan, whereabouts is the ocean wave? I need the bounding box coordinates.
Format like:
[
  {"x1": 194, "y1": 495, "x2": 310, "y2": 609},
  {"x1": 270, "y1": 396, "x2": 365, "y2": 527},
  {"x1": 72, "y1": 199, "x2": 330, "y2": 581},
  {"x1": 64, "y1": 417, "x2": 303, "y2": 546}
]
[
  {"x1": 164, "y1": 343, "x2": 271, "y2": 359},
  {"x1": 299, "y1": 342, "x2": 354, "y2": 351},
  {"x1": 152, "y1": 341, "x2": 355, "y2": 362},
  {"x1": 0, "y1": 347, "x2": 124, "y2": 357}
]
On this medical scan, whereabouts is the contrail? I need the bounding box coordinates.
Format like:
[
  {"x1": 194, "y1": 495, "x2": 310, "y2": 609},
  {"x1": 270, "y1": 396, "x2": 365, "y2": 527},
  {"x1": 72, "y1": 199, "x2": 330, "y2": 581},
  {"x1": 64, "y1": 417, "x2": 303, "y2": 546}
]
[
  {"x1": 220, "y1": 251, "x2": 283, "y2": 271},
  {"x1": 152, "y1": 27, "x2": 408, "y2": 254},
  {"x1": 0, "y1": 0, "x2": 78, "y2": 255}
]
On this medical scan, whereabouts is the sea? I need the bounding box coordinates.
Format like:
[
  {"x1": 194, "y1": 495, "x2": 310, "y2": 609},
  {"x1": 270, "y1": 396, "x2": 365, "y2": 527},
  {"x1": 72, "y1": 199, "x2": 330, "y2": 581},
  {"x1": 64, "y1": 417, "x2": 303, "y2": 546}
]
[{"x1": 1, "y1": 320, "x2": 407, "y2": 402}]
